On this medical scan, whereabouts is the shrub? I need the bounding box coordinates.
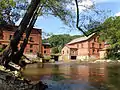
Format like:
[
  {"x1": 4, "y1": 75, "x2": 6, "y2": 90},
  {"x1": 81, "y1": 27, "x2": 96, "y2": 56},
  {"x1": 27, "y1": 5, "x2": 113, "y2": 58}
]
[{"x1": 43, "y1": 55, "x2": 51, "y2": 62}]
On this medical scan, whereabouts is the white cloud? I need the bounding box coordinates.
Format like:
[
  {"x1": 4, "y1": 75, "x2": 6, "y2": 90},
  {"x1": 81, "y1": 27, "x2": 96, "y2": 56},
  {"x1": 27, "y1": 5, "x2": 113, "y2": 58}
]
[
  {"x1": 67, "y1": 0, "x2": 94, "y2": 12},
  {"x1": 78, "y1": 0, "x2": 93, "y2": 12},
  {"x1": 115, "y1": 12, "x2": 120, "y2": 16}
]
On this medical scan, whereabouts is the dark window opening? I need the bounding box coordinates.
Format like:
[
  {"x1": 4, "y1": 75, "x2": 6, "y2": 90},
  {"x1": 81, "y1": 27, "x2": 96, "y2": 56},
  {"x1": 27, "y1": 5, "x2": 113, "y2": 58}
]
[
  {"x1": 30, "y1": 50, "x2": 33, "y2": 53},
  {"x1": 30, "y1": 44, "x2": 33, "y2": 48},
  {"x1": 63, "y1": 51, "x2": 64, "y2": 54},
  {"x1": 94, "y1": 38, "x2": 96, "y2": 42},
  {"x1": 44, "y1": 46, "x2": 48, "y2": 48},
  {"x1": 44, "y1": 50, "x2": 46, "y2": 54},
  {"x1": 97, "y1": 49, "x2": 99, "y2": 53},
  {"x1": 9, "y1": 35, "x2": 12, "y2": 40},
  {"x1": 92, "y1": 49, "x2": 95, "y2": 54},
  {"x1": 67, "y1": 50, "x2": 68, "y2": 54},
  {"x1": 92, "y1": 43, "x2": 94, "y2": 47},
  {"x1": 99, "y1": 44, "x2": 102, "y2": 49},
  {"x1": 71, "y1": 56, "x2": 76, "y2": 60}
]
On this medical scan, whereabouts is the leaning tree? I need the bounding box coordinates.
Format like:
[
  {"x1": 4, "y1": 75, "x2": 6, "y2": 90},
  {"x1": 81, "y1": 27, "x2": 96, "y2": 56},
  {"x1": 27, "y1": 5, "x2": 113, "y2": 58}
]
[
  {"x1": 0, "y1": 0, "x2": 76, "y2": 70},
  {"x1": 0, "y1": 0, "x2": 105, "y2": 70}
]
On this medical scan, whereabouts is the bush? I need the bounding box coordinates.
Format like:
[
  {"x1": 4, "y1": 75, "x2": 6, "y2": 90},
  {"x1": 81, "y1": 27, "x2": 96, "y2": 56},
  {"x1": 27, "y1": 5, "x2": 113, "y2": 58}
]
[
  {"x1": 43, "y1": 55, "x2": 51, "y2": 62},
  {"x1": 0, "y1": 48, "x2": 3, "y2": 52},
  {"x1": 106, "y1": 44, "x2": 120, "y2": 60}
]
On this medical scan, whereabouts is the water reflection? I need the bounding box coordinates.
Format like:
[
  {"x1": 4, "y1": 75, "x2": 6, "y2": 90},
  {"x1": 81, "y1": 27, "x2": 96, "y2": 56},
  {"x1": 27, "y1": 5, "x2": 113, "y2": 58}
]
[{"x1": 22, "y1": 62, "x2": 120, "y2": 90}]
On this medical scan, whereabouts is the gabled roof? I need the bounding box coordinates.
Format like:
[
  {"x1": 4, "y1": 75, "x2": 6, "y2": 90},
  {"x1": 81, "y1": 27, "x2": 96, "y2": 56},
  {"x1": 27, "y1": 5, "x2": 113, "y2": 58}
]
[
  {"x1": 65, "y1": 45, "x2": 77, "y2": 49},
  {"x1": 67, "y1": 33, "x2": 96, "y2": 45}
]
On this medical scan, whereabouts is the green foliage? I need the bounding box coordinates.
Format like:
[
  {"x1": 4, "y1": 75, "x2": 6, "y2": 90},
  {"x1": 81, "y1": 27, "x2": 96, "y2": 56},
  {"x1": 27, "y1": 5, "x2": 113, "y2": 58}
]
[
  {"x1": 106, "y1": 43, "x2": 120, "y2": 60},
  {"x1": 0, "y1": 48, "x2": 3, "y2": 52},
  {"x1": 43, "y1": 55, "x2": 51, "y2": 62},
  {"x1": 0, "y1": 0, "x2": 16, "y2": 24},
  {"x1": 43, "y1": 34, "x2": 82, "y2": 53},
  {"x1": 51, "y1": 47, "x2": 59, "y2": 54},
  {"x1": 41, "y1": 0, "x2": 74, "y2": 27},
  {"x1": 100, "y1": 16, "x2": 120, "y2": 60},
  {"x1": 0, "y1": 0, "x2": 28, "y2": 25}
]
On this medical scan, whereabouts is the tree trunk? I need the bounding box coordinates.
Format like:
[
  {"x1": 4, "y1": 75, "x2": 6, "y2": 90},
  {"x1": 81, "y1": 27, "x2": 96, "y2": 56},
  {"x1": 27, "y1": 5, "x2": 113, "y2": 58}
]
[
  {"x1": 0, "y1": 0, "x2": 41, "y2": 70},
  {"x1": 14, "y1": 3, "x2": 42, "y2": 67}
]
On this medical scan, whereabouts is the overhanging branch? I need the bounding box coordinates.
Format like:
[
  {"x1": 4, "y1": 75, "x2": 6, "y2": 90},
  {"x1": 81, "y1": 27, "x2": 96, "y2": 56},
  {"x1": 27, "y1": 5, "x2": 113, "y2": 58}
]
[{"x1": 75, "y1": 0, "x2": 88, "y2": 36}]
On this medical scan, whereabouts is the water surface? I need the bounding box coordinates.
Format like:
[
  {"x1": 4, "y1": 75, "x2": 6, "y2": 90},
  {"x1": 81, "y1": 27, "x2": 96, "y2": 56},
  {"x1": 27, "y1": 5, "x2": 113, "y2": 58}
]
[{"x1": 22, "y1": 62, "x2": 120, "y2": 90}]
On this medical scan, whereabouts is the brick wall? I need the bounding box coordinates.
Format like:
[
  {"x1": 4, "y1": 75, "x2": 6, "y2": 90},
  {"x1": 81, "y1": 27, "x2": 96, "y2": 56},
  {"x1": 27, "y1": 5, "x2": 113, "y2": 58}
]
[{"x1": 0, "y1": 25, "x2": 42, "y2": 55}]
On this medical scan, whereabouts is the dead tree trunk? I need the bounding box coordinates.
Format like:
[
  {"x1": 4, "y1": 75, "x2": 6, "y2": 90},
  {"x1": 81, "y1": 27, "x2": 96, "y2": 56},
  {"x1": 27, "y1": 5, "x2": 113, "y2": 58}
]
[{"x1": 0, "y1": 0, "x2": 41, "y2": 70}]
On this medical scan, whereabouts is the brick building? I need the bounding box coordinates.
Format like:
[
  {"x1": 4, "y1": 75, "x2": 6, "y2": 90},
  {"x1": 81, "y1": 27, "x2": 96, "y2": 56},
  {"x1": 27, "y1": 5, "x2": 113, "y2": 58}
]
[
  {"x1": 61, "y1": 33, "x2": 106, "y2": 61},
  {"x1": 0, "y1": 25, "x2": 42, "y2": 55},
  {"x1": 42, "y1": 43, "x2": 51, "y2": 56}
]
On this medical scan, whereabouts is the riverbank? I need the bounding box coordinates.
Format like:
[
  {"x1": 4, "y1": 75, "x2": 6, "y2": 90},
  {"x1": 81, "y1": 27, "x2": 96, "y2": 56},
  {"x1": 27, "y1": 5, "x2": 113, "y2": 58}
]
[
  {"x1": 0, "y1": 65, "x2": 48, "y2": 90},
  {"x1": 40, "y1": 59, "x2": 120, "y2": 65}
]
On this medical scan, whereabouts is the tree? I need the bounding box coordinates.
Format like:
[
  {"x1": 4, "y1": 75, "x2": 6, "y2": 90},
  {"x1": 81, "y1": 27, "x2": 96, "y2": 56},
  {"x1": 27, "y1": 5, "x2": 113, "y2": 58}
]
[
  {"x1": 43, "y1": 34, "x2": 82, "y2": 53},
  {"x1": 0, "y1": 0, "x2": 105, "y2": 70},
  {"x1": 0, "y1": 0, "x2": 28, "y2": 25},
  {"x1": 0, "y1": 0, "x2": 75, "y2": 70},
  {"x1": 99, "y1": 16, "x2": 120, "y2": 60}
]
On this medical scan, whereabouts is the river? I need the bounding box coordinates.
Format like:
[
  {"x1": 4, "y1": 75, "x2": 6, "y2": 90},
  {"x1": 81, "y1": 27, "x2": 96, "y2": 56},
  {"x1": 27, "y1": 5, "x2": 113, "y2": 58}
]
[{"x1": 22, "y1": 61, "x2": 120, "y2": 90}]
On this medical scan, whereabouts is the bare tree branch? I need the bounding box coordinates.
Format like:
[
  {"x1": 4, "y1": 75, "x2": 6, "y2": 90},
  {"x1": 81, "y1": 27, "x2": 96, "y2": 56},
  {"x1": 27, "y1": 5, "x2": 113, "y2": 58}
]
[{"x1": 75, "y1": 0, "x2": 88, "y2": 36}]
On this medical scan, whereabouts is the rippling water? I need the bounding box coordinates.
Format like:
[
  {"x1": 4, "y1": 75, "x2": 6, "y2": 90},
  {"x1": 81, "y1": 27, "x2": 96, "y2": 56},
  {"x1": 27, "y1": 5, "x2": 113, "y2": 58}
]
[{"x1": 22, "y1": 62, "x2": 120, "y2": 90}]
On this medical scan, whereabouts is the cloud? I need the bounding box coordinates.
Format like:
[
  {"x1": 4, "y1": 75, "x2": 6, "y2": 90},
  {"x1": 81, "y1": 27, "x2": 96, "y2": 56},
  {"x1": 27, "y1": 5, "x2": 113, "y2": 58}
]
[
  {"x1": 115, "y1": 12, "x2": 120, "y2": 16},
  {"x1": 67, "y1": 0, "x2": 94, "y2": 12},
  {"x1": 78, "y1": 0, "x2": 93, "y2": 11}
]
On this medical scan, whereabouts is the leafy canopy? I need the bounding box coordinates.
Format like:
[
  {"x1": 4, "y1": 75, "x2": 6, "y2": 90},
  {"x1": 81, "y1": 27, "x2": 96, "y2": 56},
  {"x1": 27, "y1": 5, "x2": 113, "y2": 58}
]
[
  {"x1": 0, "y1": 0, "x2": 28, "y2": 25},
  {"x1": 43, "y1": 34, "x2": 82, "y2": 53},
  {"x1": 100, "y1": 16, "x2": 120, "y2": 60}
]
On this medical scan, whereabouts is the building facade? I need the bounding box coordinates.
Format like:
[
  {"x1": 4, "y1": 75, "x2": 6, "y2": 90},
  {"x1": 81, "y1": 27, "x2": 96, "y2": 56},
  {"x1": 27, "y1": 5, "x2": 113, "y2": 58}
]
[
  {"x1": 42, "y1": 43, "x2": 51, "y2": 56},
  {"x1": 61, "y1": 33, "x2": 105, "y2": 61},
  {"x1": 0, "y1": 25, "x2": 42, "y2": 55}
]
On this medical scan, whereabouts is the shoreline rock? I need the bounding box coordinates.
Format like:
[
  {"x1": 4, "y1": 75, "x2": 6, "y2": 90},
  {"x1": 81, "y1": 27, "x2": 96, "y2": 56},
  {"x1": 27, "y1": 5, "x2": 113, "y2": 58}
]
[{"x1": 0, "y1": 70, "x2": 48, "y2": 90}]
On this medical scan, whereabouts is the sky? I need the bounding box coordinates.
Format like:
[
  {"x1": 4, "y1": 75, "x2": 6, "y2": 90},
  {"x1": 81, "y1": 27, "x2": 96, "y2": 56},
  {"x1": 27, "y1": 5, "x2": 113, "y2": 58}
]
[{"x1": 16, "y1": 0, "x2": 120, "y2": 36}]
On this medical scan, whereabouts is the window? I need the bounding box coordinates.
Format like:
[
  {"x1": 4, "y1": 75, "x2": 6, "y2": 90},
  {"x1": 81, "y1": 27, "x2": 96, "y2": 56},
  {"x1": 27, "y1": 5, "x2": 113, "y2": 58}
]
[
  {"x1": 63, "y1": 51, "x2": 64, "y2": 54},
  {"x1": 77, "y1": 44, "x2": 79, "y2": 48},
  {"x1": 44, "y1": 45, "x2": 47, "y2": 49},
  {"x1": 99, "y1": 44, "x2": 102, "y2": 48},
  {"x1": 94, "y1": 38, "x2": 96, "y2": 42},
  {"x1": 92, "y1": 49, "x2": 95, "y2": 54},
  {"x1": 9, "y1": 35, "x2": 12, "y2": 40},
  {"x1": 67, "y1": 50, "x2": 68, "y2": 54},
  {"x1": 44, "y1": 50, "x2": 46, "y2": 54},
  {"x1": 30, "y1": 44, "x2": 33, "y2": 48},
  {"x1": 30, "y1": 50, "x2": 33, "y2": 53},
  {"x1": 81, "y1": 43, "x2": 83, "y2": 48},
  {"x1": 29, "y1": 37, "x2": 33, "y2": 41},
  {"x1": 97, "y1": 49, "x2": 99, "y2": 53},
  {"x1": 92, "y1": 43, "x2": 94, "y2": 47}
]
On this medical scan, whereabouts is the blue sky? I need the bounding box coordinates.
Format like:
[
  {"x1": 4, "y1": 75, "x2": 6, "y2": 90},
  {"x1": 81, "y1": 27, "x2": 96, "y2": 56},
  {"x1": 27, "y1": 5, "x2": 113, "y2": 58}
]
[{"x1": 16, "y1": 0, "x2": 120, "y2": 35}]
